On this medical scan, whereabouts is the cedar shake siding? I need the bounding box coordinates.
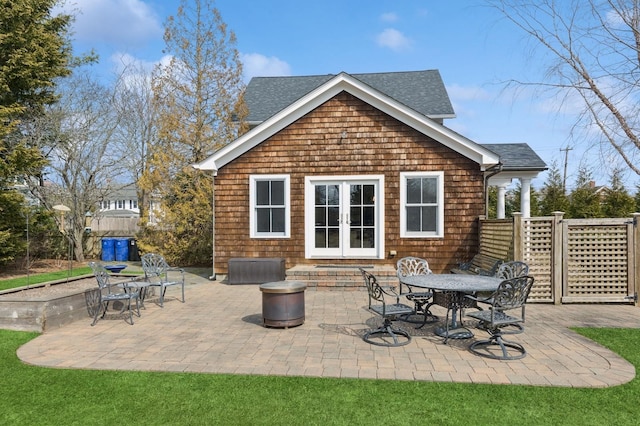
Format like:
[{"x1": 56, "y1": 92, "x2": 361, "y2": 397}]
[{"x1": 213, "y1": 92, "x2": 484, "y2": 274}]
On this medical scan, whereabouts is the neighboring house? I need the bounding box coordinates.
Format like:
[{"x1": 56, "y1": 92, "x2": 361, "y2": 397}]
[
  {"x1": 194, "y1": 70, "x2": 547, "y2": 274},
  {"x1": 97, "y1": 183, "x2": 140, "y2": 217}
]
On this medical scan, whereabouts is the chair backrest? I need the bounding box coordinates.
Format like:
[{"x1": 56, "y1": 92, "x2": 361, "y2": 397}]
[
  {"x1": 396, "y1": 256, "x2": 431, "y2": 279},
  {"x1": 360, "y1": 268, "x2": 389, "y2": 311},
  {"x1": 495, "y1": 261, "x2": 529, "y2": 279},
  {"x1": 141, "y1": 253, "x2": 169, "y2": 279},
  {"x1": 492, "y1": 276, "x2": 535, "y2": 311},
  {"x1": 88, "y1": 261, "x2": 111, "y2": 290}
]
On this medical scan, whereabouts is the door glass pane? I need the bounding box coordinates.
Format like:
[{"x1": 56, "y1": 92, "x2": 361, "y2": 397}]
[
  {"x1": 363, "y1": 206, "x2": 374, "y2": 226},
  {"x1": 327, "y1": 228, "x2": 340, "y2": 248},
  {"x1": 315, "y1": 207, "x2": 326, "y2": 226},
  {"x1": 350, "y1": 206, "x2": 361, "y2": 226},
  {"x1": 327, "y1": 185, "x2": 340, "y2": 205},
  {"x1": 350, "y1": 229, "x2": 362, "y2": 248},
  {"x1": 315, "y1": 185, "x2": 326, "y2": 205},
  {"x1": 363, "y1": 228, "x2": 375, "y2": 248},
  {"x1": 315, "y1": 229, "x2": 326, "y2": 248},
  {"x1": 328, "y1": 206, "x2": 340, "y2": 226},
  {"x1": 363, "y1": 185, "x2": 375, "y2": 204}
]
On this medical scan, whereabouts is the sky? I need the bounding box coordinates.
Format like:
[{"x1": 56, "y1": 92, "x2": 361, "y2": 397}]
[{"x1": 59, "y1": 0, "x2": 640, "y2": 191}]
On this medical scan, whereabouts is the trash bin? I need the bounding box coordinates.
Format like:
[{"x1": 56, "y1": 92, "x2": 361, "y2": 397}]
[
  {"x1": 114, "y1": 238, "x2": 129, "y2": 262},
  {"x1": 101, "y1": 238, "x2": 116, "y2": 262},
  {"x1": 128, "y1": 238, "x2": 140, "y2": 261}
]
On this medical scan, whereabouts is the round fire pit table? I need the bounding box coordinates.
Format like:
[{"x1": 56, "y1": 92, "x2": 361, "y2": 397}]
[{"x1": 259, "y1": 281, "x2": 306, "y2": 328}]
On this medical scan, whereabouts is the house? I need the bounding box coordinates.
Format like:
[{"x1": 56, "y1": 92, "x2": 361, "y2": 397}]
[{"x1": 194, "y1": 70, "x2": 546, "y2": 275}]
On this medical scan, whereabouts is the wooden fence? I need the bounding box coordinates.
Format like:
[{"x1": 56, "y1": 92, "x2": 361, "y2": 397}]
[{"x1": 479, "y1": 212, "x2": 639, "y2": 305}]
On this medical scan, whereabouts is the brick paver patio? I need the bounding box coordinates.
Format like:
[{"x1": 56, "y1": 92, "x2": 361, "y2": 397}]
[{"x1": 17, "y1": 271, "x2": 639, "y2": 387}]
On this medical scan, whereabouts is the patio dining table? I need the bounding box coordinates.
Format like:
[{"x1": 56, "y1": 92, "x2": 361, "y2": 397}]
[{"x1": 399, "y1": 274, "x2": 502, "y2": 340}]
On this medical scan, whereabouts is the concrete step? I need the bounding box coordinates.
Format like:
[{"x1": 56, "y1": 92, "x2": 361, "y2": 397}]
[{"x1": 286, "y1": 264, "x2": 397, "y2": 289}]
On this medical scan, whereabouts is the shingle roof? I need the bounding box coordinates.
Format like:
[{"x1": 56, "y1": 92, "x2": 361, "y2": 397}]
[
  {"x1": 481, "y1": 143, "x2": 547, "y2": 171},
  {"x1": 244, "y1": 70, "x2": 455, "y2": 123}
]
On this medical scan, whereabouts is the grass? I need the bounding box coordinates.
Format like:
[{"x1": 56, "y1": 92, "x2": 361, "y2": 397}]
[
  {"x1": 0, "y1": 267, "x2": 94, "y2": 291},
  {"x1": 1, "y1": 327, "x2": 639, "y2": 425},
  {"x1": 0, "y1": 267, "x2": 144, "y2": 291}
]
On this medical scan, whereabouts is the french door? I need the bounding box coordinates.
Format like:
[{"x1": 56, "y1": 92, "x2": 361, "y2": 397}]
[{"x1": 305, "y1": 176, "x2": 384, "y2": 259}]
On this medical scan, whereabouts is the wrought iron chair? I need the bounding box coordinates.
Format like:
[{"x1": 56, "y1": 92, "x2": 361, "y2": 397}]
[
  {"x1": 141, "y1": 253, "x2": 185, "y2": 307},
  {"x1": 396, "y1": 257, "x2": 437, "y2": 325},
  {"x1": 496, "y1": 261, "x2": 529, "y2": 279},
  {"x1": 88, "y1": 262, "x2": 140, "y2": 326},
  {"x1": 359, "y1": 268, "x2": 414, "y2": 347},
  {"x1": 466, "y1": 275, "x2": 535, "y2": 360}
]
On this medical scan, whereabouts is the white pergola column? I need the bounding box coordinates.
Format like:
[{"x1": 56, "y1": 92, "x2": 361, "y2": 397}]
[
  {"x1": 520, "y1": 177, "x2": 531, "y2": 218},
  {"x1": 496, "y1": 183, "x2": 509, "y2": 219}
]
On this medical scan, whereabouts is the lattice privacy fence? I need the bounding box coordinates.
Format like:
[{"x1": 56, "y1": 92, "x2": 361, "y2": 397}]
[{"x1": 479, "y1": 213, "x2": 638, "y2": 305}]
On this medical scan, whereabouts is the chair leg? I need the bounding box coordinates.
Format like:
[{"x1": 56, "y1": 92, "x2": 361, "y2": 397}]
[
  {"x1": 91, "y1": 301, "x2": 106, "y2": 326},
  {"x1": 469, "y1": 331, "x2": 526, "y2": 360},
  {"x1": 363, "y1": 319, "x2": 411, "y2": 347}
]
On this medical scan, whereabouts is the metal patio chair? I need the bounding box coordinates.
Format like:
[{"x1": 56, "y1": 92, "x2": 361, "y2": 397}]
[
  {"x1": 141, "y1": 253, "x2": 185, "y2": 307},
  {"x1": 396, "y1": 256, "x2": 438, "y2": 326},
  {"x1": 88, "y1": 261, "x2": 140, "y2": 326},
  {"x1": 495, "y1": 261, "x2": 529, "y2": 280},
  {"x1": 359, "y1": 268, "x2": 414, "y2": 347},
  {"x1": 466, "y1": 275, "x2": 535, "y2": 360}
]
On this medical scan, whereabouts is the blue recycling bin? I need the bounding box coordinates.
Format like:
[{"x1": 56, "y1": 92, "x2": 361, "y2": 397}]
[
  {"x1": 114, "y1": 238, "x2": 129, "y2": 262},
  {"x1": 101, "y1": 238, "x2": 116, "y2": 262}
]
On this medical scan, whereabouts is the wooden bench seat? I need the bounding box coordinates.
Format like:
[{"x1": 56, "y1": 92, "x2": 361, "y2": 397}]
[{"x1": 451, "y1": 254, "x2": 503, "y2": 276}]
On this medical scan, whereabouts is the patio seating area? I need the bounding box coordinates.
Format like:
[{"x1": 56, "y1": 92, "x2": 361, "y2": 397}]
[{"x1": 17, "y1": 269, "x2": 639, "y2": 388}]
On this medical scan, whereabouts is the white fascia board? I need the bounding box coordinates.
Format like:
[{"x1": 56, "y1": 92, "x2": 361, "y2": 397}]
[{"x1": 193, "y1": 73, "x2": 500, "y2": 171}]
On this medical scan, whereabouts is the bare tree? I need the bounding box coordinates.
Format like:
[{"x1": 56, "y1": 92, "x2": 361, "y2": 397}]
[
  {"x1": 29, "y1": 70, "x2": 129, "y2": 261},
  {"x1": 491, "y1": 0, "x2": 640, "y2": 177},
  {"x1": 111, "y1": 61, "x2": 159, "y2": 224}
]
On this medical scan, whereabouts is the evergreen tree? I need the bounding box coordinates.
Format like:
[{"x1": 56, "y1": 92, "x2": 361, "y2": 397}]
[
  {"x1": 601, "y1": 169, "x2": 635, "y2": 217},
  {"x1": 635, "y1": 184, "x2": 640, "y2": 213},
  {"x1": 567, "y1": 167, "x2": 602, "y2": 218},
  {"x1": 0, "y1": 0, "x2": 78, "y2": 265},
  {"x1": 539, "y1": 161, "x2": 569, "y2": 215},
  {"x1": 139, "y1": 0, "x2": 247, "y2": 265}
]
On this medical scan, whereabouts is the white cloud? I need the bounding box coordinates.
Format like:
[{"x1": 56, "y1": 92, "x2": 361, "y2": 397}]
[
  {"x1": 241, "y1": 53, "x2": 292, "y2": 81},
  {"x1": 375, "y1": 28, "x2": 412, "y2": 51},
  {"x1": 380, "y1": 12, "x2": 399, "y2": 23},
  {"x1": 62, "y1": 0, "x2": 162, "y2": 47}
]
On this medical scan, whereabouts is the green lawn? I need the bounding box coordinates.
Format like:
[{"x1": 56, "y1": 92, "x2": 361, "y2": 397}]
[
  {"x1": 1, "y1": 327, "x2": 638, "y2": 425},
  {"x1": 0, "y1": 267, "x2": 94, "y2": 291}
]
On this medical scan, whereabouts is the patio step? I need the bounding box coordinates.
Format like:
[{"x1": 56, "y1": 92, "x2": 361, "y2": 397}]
[{"x1": 286, "y1": 264, "x2": 397, "y2": 289}]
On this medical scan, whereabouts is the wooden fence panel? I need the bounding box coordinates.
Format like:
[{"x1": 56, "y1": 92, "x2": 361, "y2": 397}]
[
  {"x1": 478, "y1": 218, "x2": 513, "y2": 260},
  {"x1": 522, "y1": 217, "x2": 554, "y2": 302},
  {"x1": 562, "y1": 218, "x2": 634, "y2": 303}
]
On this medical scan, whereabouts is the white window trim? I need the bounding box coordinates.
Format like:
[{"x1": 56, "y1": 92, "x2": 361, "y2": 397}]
[
  {"x1": 249, "y1": 174, "x2": 291, "y2": 238},
  {"x1": 400, "y1": 171, "x2": 444, "y2": 238}
]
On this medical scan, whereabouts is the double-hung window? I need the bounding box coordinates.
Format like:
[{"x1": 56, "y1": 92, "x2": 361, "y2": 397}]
[
  {"x1": 400, "y1": 171, "x2": 444, "y2": 238},
  {"x1": 250, "y1": 175, "x2": 290, "y2": 238}
]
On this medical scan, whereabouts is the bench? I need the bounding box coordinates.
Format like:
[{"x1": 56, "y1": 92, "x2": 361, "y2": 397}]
[
  {"x1": 451, "y1": 254, "x2": 503, "y2": 276},
  {"x1": 228, "y1": 258, "x2": 286, "y2": 284}
]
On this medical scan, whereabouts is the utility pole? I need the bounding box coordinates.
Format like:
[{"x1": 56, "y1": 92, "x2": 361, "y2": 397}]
[{"x1": 560, "y1": 146, "x2": 573, "y2": 194}]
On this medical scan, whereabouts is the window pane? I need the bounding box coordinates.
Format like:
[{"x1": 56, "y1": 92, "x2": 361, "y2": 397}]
[
  {"x1": 256, "y1": 209, "x2": 270, "y2": 232},
  {"x1": 272, "y1": 208, "x2": 285, "y2": 232},
  {"x1": 271, "y1": 180, "x2": 285, "y2": 205},
  {"x1": 406, "y1": 178, "x2": 421, "y2": 204},
  {"x1": 422, "y1": 178, "x2": 437, "y2": 204},
  {"x1": 256, "y1": 181, "x2": 269, "y2": 205},
  {"x1": 407, "y1": 206, "x2": 421, "y2": 232},
  {"x1": 422, "y1": 206, "x2": 437, "y2": 232}
]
